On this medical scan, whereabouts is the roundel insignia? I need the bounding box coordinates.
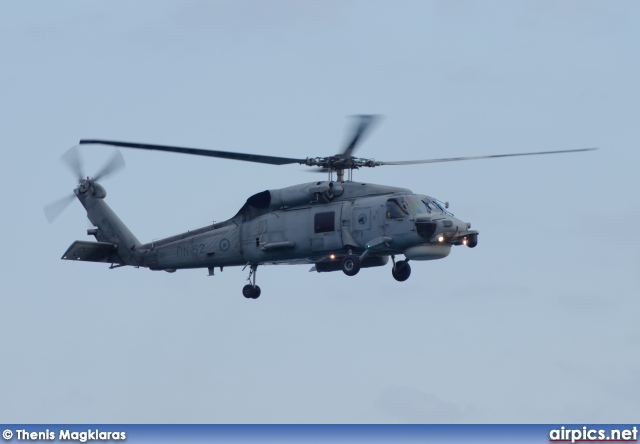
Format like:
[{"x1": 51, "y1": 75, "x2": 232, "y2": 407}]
[
  {"x1": 73, "y1": 248, "x2": 85, "y2": 257},
  {"x1": 219, "y1": 238, "x2": 230, "y2": 252},
  {"x1": 358, "y1": 213, "x2": 368, "y2": 225}
]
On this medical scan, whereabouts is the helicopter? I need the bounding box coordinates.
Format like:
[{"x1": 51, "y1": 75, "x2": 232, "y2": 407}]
[{"x1": 45, "y1": 116, "x2": 595, "y2": 299}]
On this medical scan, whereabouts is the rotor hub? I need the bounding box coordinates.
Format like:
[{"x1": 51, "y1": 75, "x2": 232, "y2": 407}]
[{"x1": 77, "y1": 177, "x2": 93, "y2": 193}]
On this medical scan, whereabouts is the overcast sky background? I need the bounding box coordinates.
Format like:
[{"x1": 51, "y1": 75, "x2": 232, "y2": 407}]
[{"x1": 1, "y1": 1, "x2": 638, "y2": 423}]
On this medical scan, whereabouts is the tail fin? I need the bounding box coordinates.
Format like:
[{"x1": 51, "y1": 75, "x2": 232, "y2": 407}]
[{"x1": 70, "y1": 180, "x2": 141, "y2": 266}]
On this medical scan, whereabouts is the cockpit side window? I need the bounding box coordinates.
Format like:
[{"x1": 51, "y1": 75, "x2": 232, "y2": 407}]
[{"x1": 386, "y1": 198, "x2": 409, "y2": 219}]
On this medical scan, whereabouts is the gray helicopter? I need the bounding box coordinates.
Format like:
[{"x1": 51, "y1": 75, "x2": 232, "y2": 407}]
[{"x1": 45, "y1": 116, "x2": 595, "y2": 299}]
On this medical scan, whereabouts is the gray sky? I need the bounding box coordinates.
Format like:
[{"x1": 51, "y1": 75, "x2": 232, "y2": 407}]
[{"x1": 1, "y1": 1, "x2": 638, "y2": 423}]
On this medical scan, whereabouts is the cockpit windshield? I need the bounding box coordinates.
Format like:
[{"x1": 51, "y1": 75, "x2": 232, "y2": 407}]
[
  {"x1": 404, "y1": 195, "x2": 453, "y2": 216},
  {"x1": 433, "y1": 198, "x2": 453, "y2": 215},
  {"x1": 423, "y1": 198, "x2": 441, "y2": 214}
]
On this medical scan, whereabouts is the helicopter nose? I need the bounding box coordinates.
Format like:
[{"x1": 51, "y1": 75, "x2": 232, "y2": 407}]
[
  {"x1": 415, "y1": 217, "x2": 437, "y2": 239},
  {"x1": 431, "y1": 217, "x2": 464, "y2": 243}
]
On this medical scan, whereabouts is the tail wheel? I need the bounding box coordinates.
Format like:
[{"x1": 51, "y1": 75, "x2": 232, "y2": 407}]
[
  {"x1": 392, "y1": 260, "x2": 411, "y2": 282},
  {"x1": 341, "y1": 255, "x2": 361, "y2": 276}
]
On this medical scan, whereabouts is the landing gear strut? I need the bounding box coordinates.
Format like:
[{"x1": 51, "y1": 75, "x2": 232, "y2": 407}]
[
  {"x1": 391, "y1": 256, "x2": 411, "y2": 282},
  {"x1": 242, "y1": 264, "x2": 261, "y2": 299}
]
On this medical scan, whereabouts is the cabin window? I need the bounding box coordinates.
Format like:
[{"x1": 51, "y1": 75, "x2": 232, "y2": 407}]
[{"x1": 314, "y1": 211, "x2": 335, "y2": 233}]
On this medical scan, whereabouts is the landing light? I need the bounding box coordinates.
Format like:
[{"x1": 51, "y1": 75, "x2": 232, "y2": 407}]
[
  {"x1": 462, "y1": 238, "x2": 468, "y2": 246},
  {"x1": 330, "y1": 254, "x2": 336, "y2": 260},
  {"x1": 438, "y1": 236, "x2": 444, "y2": 242}
]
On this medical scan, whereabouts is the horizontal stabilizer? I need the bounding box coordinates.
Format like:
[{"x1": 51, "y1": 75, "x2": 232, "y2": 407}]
[{"x1": 62, "y1": 241, "x2": 120, "y2": 263}]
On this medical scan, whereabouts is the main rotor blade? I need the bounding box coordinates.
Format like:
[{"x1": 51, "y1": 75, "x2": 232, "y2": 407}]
[
  {"x1": 60, "y1": 146, "x2": 84, "y2": 180},
  {"x1": 44, "y1": 194, "x2": 75, "y2": 223},
  {"x1": 340, "y1": 115, "x2": 380, "y2": 159},
  {"x1": 376, "y1": 148, "x2": 598, "y2": 166},
  {"x1": 79, "y1": 140, "x2": 306, "y2": 166},
  {"x1": 93, "y1": 150, "x2": 125, "y2": 182}
]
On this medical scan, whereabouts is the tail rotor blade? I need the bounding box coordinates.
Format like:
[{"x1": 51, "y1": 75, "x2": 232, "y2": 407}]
[
  {"x1": 93, "y1": 150, "x2": 125, "y2": 182},
  {"x1": 44, "y1": 194, "x2": 76, "y2": 223},
  {"x1": 60, "y1": 146, "x2": 84, "y2": 180}
]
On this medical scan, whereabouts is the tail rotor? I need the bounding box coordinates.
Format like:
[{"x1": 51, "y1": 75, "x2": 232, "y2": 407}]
[{"x1": 44, "y1": 146, "x2": 126, "y2": 223}]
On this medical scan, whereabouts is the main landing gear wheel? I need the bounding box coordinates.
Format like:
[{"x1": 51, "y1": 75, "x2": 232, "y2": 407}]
[
  {"x1": 243, "y1": 264, "x2": 261, "y2": 299},
  {"x1": 242, "y1": 284, "x2": 261, "y2": 299},
  {"x1": 392, "y1": 260, "x2": 411, "y2": 282},
  {"x1": 341, "y1": 255, "x2": 361, "y2": 276}
]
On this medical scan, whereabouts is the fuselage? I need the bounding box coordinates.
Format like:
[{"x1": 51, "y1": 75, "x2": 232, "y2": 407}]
[{"x1": 128, "y1": 181, "x2": 478, "y2": 272}]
